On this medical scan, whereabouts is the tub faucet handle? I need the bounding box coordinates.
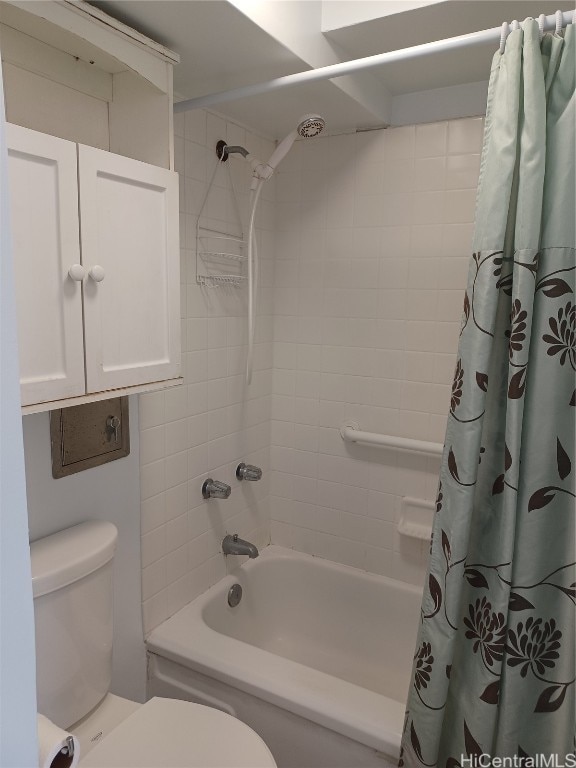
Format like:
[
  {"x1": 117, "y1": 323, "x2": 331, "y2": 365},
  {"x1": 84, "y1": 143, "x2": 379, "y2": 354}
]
[
  {"x1": 236, "y1": 463, "x2": 263, "y2": 482},
  {"x1": 202, "y1": 479, "x2": 232, "y2": 499}
]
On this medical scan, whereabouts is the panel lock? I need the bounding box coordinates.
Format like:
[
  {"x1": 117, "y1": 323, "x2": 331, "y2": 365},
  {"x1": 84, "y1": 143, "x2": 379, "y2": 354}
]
[{"x1": 106, "y1": 415, "x2": 121, "y2": 442}]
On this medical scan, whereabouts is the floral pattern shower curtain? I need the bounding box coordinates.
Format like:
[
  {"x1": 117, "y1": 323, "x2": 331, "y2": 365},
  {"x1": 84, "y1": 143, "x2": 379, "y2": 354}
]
[{"x1": 401, "y1": 19, "x2": 575, "y2": 764}]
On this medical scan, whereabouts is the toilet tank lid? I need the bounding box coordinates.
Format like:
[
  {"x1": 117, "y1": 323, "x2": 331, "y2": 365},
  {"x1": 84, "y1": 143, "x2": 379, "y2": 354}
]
[{"x1": 31, "y1": 521, "x2": 118, "y2": 598}]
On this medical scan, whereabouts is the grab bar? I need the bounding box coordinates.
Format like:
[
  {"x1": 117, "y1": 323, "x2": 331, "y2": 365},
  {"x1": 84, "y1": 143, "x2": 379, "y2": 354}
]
[{"x1": 340, "y1": 422, "x2": 443, "y2": 457}]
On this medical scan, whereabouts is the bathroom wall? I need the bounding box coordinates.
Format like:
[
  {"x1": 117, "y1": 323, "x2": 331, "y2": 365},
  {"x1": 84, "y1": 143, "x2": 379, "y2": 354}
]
[
  {"x1": 24, "y1": 397, "x2": 146, "y2": 703},
  {"x1": 139, "y1": 109, "x2": 276, "y2": 634},
  {"x1": 1, "y1": 63, "x2": 38, "y2": 760},
  {"x1": 269, "y1": 117, "x2": 484, "y2": 585},
  {"x1": 138, "y1": 113, "x2": 484, "y2": 633}
]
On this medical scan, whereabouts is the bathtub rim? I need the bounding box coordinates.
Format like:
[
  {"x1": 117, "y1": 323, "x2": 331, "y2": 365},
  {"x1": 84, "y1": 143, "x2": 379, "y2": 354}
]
[{"x1": 146, "y1": 544, "x2": 422, "y2": 757}]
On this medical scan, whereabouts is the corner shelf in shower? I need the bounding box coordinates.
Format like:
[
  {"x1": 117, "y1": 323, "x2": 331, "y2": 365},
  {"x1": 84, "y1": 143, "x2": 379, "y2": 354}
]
[{"x1": 196, "y1": 148, "x2": 247, "y2": 288}]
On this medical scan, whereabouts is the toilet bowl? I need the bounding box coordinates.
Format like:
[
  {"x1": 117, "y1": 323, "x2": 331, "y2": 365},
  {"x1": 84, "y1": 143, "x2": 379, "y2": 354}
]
[{"x1": 31, "y1": 522, "x2": 277, "y2": 768}]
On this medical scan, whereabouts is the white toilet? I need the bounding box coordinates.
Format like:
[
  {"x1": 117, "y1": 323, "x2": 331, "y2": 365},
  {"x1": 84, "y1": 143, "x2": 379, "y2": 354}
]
[{"x1": 31, "y1": 520, "x2": 277, "y2": 767}]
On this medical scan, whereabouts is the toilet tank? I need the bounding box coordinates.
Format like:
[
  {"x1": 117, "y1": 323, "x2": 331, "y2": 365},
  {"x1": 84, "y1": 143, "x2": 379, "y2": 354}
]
[{"x1": 31, "y1": 521, "x2": 118, "y2": 729}]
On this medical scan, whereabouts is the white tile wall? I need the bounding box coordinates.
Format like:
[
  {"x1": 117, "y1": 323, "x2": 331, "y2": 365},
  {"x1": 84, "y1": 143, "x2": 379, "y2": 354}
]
[
  {"x1": 139, "y1": 110, "x2": 276, "y2": 634},
  {"x1": 138, "y1": 115, "x2": 484, "y2": 633},
  {"x1": 269, "y1": 118, "x2": 484, "y2": 585}
]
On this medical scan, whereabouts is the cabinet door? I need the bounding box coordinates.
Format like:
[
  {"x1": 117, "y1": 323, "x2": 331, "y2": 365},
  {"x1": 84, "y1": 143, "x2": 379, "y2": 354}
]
[
  {"x1": 6, "y1": 124, "x2": 86, "y2": 406},
  {"x1": 78, "y1": 145, "x2": 180, "y2": 393}
]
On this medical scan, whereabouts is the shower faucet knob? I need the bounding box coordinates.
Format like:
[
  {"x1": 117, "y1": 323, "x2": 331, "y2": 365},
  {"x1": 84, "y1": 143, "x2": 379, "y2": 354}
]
[
  {"x1": 236, "y1": 463, "x2": 263, "y2": 482},
  {"x1": 202, "y1": 479, "x2": 231, "y2": 499}
]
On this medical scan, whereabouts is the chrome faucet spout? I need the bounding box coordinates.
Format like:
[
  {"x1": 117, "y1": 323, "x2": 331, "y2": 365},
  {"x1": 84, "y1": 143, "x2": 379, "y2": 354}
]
[{"x1": 222, "y1": 534, "x2": 259, "y2": 558}]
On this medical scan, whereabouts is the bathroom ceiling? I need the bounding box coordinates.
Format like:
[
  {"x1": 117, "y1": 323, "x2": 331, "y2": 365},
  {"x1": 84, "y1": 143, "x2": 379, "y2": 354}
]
[{"x1": 90, "y1": 0, "x2": 574, "y2": 137}]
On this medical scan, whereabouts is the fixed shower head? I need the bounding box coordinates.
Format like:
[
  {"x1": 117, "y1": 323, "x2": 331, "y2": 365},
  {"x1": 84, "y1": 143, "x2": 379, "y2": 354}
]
[{"x1": 297, "y1": 114, "x2": 326, "y2": 138}]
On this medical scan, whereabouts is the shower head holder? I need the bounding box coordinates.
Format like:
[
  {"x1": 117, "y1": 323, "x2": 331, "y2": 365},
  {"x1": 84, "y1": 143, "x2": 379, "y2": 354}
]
[{"x1": 216, "y1": 140, "x2": 250, "y2": 162}]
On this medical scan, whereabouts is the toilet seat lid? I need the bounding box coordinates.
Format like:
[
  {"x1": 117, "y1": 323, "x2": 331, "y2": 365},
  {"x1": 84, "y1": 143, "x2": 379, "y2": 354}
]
[{"x1": 80, "y1": 697, "x2": 277, "y2": 768}]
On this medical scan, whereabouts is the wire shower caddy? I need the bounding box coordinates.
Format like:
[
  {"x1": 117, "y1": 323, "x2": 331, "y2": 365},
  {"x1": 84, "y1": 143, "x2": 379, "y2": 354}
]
[{"x1": 196, "y1": 149, "x2": 247, "y2": 288}]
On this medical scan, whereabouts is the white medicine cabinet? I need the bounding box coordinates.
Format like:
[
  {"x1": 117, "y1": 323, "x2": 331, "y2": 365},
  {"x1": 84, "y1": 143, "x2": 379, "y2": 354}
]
[
  {"x1": 0, "y1": 0, "x2": 182, "y2": 413},
  {"x1": 7, "y1": 124, "x2": 181, "y2": 411}
]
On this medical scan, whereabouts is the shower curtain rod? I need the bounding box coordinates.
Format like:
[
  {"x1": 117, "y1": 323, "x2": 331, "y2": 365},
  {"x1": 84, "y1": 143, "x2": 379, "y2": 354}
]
[{"x1": 175, "y1": 9, "x2": 574, "y2": 113}]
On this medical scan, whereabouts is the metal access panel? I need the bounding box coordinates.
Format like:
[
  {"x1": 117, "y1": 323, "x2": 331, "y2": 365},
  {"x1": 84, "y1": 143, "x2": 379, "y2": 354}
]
[{"x1": 50, "y1": 397, "x2": 130, "y2": 478}]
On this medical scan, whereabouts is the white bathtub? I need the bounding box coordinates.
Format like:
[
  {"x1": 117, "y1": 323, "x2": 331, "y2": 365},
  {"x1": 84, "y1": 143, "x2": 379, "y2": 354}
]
[{"x1": 147, "y1": 546, "x2": 422, "y2": 768}]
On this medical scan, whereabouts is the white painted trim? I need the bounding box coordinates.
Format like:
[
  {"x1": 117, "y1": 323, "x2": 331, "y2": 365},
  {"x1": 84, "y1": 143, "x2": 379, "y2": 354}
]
[
  {"x1": 6, "y1": 1, "x2": 179, "y2": 64},
  {"x1": 4, "y1": 1, "x2": 178, "y2": 93},
  {"x1": 21, "y1": 376, "x2": 183, "y2": 415},
  {"x1": 61, "y1": 0, "x2": 179, "y2": 64},
  {"x1": 1, "y1": 23, "x2": 113, "y2": 102}
]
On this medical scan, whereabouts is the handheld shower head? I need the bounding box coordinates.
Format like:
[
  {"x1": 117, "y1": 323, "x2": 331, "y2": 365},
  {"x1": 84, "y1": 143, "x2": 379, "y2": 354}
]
[
  {"x1": 247, "y1": 113, "x2": 326, "y2": 190},
  {"x1": 264, "y1": 113, "x2": 326, "y2": 174},
  {"x1": 245, "y1": 112, "x2": 325, "y2": 385},
  {"x1": 297, "y1": 114, "x2": 326, "y2": 138}
]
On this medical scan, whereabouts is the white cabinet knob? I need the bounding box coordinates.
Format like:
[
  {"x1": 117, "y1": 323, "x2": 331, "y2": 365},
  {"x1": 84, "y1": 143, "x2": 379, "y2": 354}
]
[
  {"x1": 68, "y1": 264, "x2": 85, "y2": 281},
  {"x1": 89, "y1": 265, "x2": 105, "y2": 282}
]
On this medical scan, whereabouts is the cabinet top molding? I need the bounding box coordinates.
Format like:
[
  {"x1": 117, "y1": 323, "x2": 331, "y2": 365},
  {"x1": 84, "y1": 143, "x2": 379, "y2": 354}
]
[{"x1": 2, "y1": 0, "x2": 179, "y2": 93}]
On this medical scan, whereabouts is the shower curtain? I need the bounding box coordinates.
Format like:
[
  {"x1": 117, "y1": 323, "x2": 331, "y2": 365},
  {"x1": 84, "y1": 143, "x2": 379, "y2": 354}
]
[{"x1": 401, "y1": 19, "x2": 575, "y2": 764}]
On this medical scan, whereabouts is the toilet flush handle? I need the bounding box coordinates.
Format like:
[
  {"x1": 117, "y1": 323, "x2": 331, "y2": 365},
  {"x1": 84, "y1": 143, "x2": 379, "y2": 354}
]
[{"x1": 64, "y1": 736, "x2": 75, "y2": 758}]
